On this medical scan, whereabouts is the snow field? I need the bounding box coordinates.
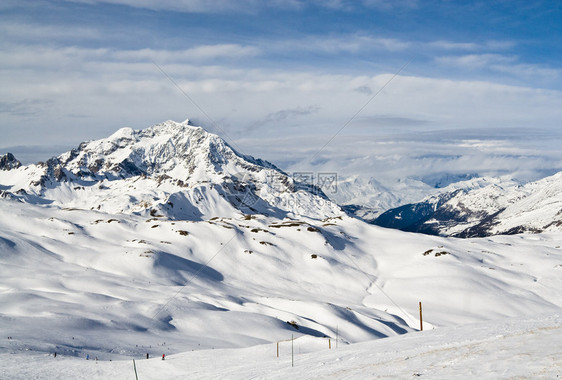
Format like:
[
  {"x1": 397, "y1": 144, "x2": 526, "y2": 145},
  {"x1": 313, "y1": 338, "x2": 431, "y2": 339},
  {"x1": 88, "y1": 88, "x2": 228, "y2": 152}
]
[
  {"x1": 1, "y1": 199, "x2": 561, "y2": 363},
  {"x1": 1, "y1": 313, "x2": 559, "y2": 379}
]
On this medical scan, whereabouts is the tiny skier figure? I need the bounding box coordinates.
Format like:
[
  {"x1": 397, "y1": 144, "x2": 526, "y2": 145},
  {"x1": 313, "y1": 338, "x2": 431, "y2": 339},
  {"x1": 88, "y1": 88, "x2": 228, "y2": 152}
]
[
  {"x1": 162, "y1": 353, "x2": 165, "y2": 360},
  {"x1": 146, "y1": 353, "x2": 149, "y2": 359}
]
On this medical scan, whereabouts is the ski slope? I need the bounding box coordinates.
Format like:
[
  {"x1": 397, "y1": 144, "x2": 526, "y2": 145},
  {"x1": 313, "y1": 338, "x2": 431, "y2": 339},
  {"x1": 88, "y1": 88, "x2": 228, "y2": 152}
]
[
  {"x1": 0, "y1": 199, "x2": 560, "y2": 364},
  {"x1": 1, "y1": 313, "x2": 560, "y2": 379}
]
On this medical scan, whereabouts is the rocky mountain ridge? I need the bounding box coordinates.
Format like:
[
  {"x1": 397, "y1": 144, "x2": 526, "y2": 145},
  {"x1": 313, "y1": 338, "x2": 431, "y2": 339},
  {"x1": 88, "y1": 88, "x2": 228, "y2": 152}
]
[
  {"x1": 373, "y1": 172, "x2": 562, "y2": 237},
  {"x1": 0, "y1": 120, "x2": 341, "y2": 220}
]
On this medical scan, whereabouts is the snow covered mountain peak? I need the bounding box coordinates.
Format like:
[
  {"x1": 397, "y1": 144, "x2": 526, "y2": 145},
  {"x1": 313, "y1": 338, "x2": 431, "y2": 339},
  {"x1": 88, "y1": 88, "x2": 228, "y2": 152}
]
[
  {"x1": 0, "y1": 119, "x2": 342, "y2": 219},
  {"x1": 58, "y1": 119, "x2": 254, "y2": 181}
]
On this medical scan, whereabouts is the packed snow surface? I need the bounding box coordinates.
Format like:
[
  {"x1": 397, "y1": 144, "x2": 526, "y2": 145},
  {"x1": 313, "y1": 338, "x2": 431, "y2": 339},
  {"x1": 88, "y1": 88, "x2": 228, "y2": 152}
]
[{"x1": 1, "y1": 313, "x2": 560, "y2": 379}]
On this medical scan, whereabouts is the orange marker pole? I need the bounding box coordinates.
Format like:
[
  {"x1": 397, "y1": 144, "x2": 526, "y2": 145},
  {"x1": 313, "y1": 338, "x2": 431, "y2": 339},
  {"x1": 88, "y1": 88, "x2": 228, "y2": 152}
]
[{"x1": 419, "y1": 301, "x2": 423, "y2": 331}]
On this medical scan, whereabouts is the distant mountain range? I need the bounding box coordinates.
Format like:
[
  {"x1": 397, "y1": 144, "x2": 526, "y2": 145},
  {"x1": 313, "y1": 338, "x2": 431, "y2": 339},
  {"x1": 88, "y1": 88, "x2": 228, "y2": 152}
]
[
  {"x1": 0, "y1": 119, "x2": 341, "y2": 220},
  {"x1": 331, "y1": 176, "x2": 437, "y2": 220},
  {"x1": 373, "y1": 173, "x2": 562, "y2": 237},
  {"x1": 2, "y1": 119, "x2": 561, "y2": 238}
]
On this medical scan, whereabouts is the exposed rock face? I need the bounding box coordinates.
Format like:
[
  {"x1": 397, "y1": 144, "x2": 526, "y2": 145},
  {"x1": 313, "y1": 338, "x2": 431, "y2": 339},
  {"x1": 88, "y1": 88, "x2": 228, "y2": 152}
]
[{"x1": 0, "y1": 153, "x2": 21, "y2": 171}]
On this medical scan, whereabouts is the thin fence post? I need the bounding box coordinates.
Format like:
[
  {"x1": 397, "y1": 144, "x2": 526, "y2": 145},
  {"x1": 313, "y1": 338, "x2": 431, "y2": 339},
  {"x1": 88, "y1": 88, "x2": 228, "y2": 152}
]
[
  {"x1": 329, "y1": 338, "x2": 331, "y2": 349},
  {"x1": 291, "y1": 335, "x2": 294, "y2": 367},
  {"x1": 419, "y1": 301, "x2": 423, "y2": 331},
  {"x1": 133, "y1": 359, "x2": 139, "y2": 380},
  {"x1": 277, "y1": 341, "x2": 279, "y2": 358}
]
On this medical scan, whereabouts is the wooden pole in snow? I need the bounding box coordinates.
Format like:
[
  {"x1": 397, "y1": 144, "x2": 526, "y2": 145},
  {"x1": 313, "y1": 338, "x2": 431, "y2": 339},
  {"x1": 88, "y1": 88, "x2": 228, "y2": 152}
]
[
  {"x1": 133, "y1": 359, "x2": 139, "y2": 380},
  {"x1": 291, "y1": 335, "x2": 294, "y2": 367},
  {"x1": 419, "y1": 301, "x2": 423, "y2": 331}
]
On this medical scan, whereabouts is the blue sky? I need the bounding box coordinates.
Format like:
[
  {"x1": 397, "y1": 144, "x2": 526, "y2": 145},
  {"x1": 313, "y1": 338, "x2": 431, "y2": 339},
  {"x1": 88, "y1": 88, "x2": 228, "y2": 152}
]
[{"x1": 1, "y1": 0, "x2": 562, "y2": 182}]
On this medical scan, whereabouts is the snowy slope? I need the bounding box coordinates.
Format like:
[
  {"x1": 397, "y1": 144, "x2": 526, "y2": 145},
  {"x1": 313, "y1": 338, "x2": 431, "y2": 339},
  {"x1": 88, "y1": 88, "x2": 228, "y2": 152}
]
[
  {"x1": 1, "y1": 307, "x2": 560, "y2": 378},
  {"x1": 0, "y1": 198, "x2": 561, "y2": 362},
  {"x1": 374, "y1": 173, "x2": 562, "y2": 237}
]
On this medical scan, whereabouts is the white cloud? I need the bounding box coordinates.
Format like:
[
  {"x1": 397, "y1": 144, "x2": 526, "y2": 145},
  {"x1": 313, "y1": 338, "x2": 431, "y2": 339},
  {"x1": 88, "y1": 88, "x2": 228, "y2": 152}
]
[
  {"x1": 60, "y1": 0, "x2": 419, "y2": 13},
  {"x1": 62, "y1": 0, "x2": 261, "y2": 13},
  {"x1": 0, "y1": 99, "x2": 55, "y2": 117},
  {"x1": 0, "y1": 45, "x2": 259, "y2": 75},
  {"x1": 429, "y1": 41, "x2": 480, "y2": 51},
  {"x1": 435, "y1": 54, "x2": 516, "y2": 69},
  {"x1": 269, "y1": 35, "x2": 411, "y2": 55},
  {"x1": 491, "y1": 63, "x2": 560, "y2": 81},
  {"x1": 427, "y1": 40, "x2": 515, "y2": 52},
  {"x1": 247, "y1": 130, "x2": 562, "y2": 184},
  {"x1": 2, "y1": 0, "x2": 561, "y2": 186},
  {"x1": 435, "y1": 53, "x2": 561, "y2": 84},
  {"x1": 0, "y1": 21, "x2": 102, "y2": 41},
  {"x1": 113, "y1": 45, "x2": 261, "y2": 62},
  {"x1": 2, "y1": 43, "x2": 562, "y2": 181}
]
